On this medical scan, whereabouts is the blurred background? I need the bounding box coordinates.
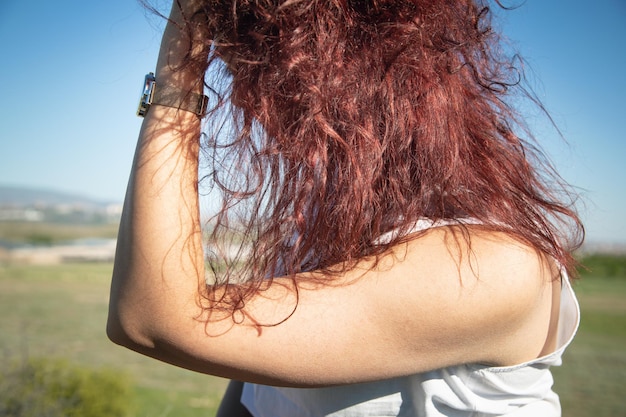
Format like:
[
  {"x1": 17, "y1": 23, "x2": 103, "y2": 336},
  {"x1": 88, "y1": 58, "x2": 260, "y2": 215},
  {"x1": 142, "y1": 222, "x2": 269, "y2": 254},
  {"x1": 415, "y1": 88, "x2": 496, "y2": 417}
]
[{"x1": 0, "y1": 1, "x2": 624, "y2": 416}]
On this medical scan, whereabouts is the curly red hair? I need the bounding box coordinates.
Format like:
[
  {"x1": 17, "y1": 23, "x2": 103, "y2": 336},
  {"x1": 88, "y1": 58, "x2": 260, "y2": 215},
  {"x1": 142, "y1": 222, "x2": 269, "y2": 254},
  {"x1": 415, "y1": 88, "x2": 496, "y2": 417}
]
[{"x1": 161, "y1": 0, "x2": 583, "y2": 307}]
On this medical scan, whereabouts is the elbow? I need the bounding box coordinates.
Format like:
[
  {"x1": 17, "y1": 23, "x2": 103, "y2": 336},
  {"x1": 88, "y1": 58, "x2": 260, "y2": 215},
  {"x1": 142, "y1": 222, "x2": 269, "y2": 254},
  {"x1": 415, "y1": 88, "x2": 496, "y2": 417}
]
[
  {"x1": 106, "y1": 308, "x2": 156, "y2": 352},
  {"x1": 106, "y1": 307, "x2": 197, "y2": 372},
  {"x1": 106, "y1": 311, "x2": 134, "y2": 348},
  {"x1": 106, "y1": 280, "x2": 162, "y2": 351},
  {"x1": 106, "y1": 313, "x2": 130, "y2": 347}
]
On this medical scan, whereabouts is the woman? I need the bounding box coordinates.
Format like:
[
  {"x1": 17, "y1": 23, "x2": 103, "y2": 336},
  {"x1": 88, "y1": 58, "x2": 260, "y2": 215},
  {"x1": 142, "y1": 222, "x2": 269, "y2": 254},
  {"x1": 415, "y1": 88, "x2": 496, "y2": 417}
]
[{"x1": 107, "y1": 0, "x2": 583, "y2": 416}]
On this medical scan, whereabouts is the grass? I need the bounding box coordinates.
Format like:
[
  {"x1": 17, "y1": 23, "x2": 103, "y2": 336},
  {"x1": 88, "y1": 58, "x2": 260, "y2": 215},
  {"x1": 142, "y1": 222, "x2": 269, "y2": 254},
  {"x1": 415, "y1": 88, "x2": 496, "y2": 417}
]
[
  {"x1": 551, "y1": 260, "x2": 626, "y2": 417},
  {"x1": 0, "y1": 221, "x2": 119, "y2": 245},
  {"x1": 0, "y1": 257, "x2": 624, "y2": 416},
  {"x1": 0, "y1": 263, "x2": 227, "y2": 417}
]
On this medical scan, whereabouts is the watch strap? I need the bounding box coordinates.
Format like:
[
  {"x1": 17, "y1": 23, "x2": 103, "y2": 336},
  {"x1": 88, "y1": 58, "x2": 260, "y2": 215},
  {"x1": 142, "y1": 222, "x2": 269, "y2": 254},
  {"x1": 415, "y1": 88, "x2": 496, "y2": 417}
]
[{"x1": 152, "y1": 85, "x2": 209, "y2": 117}]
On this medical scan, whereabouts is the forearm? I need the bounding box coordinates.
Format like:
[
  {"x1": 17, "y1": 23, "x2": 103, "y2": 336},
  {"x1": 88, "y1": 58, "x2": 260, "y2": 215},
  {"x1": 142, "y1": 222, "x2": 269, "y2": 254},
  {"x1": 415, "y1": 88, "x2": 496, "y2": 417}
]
[
  {"x1": 107, "y1": 3, "x2": 208, "y2": 348},
  {"x1": 108, "y1": 111, "x2": 202, "y2": 334}
]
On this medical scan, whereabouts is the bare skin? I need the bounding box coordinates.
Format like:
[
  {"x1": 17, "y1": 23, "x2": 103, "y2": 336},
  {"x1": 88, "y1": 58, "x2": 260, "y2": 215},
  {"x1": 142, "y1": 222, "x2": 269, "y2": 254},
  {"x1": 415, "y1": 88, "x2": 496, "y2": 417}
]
[{"x1": 107, "y1": 0, "x2": 561, "y2": 389}]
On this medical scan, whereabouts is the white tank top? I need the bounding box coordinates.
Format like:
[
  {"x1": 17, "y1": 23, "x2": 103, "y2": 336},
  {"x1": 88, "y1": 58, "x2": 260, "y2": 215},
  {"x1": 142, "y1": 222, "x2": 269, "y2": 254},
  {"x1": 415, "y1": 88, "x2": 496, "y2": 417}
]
[{"x1": 241, "y1": 220, "x2": 580, "y2": 417}]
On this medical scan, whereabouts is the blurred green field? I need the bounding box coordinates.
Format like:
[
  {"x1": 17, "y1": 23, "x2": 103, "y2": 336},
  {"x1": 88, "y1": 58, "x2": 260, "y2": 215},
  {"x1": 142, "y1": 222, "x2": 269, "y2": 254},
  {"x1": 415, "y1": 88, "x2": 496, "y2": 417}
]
[
  {"x1": 0, "y1": 256, "x2": 624, "y2": 416},
  {"x1": 0, "y1": 221, "x2": 119, "y2": 245},
  {"x1": 0, "y1": 263, "x2": 227, "y2": 417},
  {"x1": 551, "y1": 254, "x2": 626, "y2": 417}
]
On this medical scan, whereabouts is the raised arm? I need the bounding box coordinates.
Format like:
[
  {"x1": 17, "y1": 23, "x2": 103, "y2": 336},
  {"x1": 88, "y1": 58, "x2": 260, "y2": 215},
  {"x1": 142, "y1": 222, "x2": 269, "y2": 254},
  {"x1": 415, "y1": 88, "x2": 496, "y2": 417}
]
[
  {"x1": 107, "y1": 0, "x2": 560, "y2": 388},
  {"x1": 107, "y1": 0, "x2": 208, "y2": 366}
]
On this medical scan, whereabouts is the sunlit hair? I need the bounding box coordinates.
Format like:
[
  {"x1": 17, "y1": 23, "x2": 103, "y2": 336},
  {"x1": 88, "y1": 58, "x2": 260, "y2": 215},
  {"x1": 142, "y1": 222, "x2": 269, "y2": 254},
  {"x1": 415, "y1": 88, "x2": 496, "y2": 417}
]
[{"x1": 159, "y1": 0, "x2": 583, "y2": 313}]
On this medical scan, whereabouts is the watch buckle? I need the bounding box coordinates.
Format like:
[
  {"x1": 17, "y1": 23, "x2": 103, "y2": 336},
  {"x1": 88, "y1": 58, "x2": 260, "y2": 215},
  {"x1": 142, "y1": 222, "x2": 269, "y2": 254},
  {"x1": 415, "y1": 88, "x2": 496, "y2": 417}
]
[{"x1": 137, "y1": 72, "x2": 156, "y2": 117}]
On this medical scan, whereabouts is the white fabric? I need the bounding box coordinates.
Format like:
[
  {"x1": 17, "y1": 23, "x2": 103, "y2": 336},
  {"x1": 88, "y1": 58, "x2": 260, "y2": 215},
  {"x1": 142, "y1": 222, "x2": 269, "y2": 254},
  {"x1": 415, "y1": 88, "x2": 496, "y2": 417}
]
[{"x1": 241, "y1": 220, "x2": 580, "y2": 417}]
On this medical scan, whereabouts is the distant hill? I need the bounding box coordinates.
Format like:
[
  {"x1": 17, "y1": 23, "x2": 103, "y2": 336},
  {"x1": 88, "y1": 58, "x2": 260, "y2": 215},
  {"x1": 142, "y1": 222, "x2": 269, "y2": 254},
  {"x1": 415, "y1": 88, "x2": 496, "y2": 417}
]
[
  {"x1": 0, "y1": 185, "x2": 114, "y2": 208},
  {"x1": 0, "y1": 185, "x2": 121, "y2": 224}
]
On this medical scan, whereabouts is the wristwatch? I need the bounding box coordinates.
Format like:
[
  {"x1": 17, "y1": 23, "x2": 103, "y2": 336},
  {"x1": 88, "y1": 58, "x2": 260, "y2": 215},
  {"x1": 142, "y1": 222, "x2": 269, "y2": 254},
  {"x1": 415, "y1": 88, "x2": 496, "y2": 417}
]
[{"x1": 137, "y1": 72, "x2": 209, "y2": 118}]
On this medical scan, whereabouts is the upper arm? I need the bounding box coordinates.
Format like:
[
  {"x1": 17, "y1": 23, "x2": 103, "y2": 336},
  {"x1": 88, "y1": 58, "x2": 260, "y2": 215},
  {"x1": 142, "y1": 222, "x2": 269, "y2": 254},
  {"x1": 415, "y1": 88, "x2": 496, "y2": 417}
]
[{"x1": 109, "y1": 227, "x2": 555, "y2": 387}]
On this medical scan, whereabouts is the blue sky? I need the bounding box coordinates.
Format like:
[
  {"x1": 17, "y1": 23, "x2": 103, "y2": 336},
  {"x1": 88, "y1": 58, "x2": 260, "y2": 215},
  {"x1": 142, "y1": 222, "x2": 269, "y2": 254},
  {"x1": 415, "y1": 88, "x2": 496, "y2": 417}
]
[{"x1": 0, "y1": 1, "x2": 624, "y2": 245}]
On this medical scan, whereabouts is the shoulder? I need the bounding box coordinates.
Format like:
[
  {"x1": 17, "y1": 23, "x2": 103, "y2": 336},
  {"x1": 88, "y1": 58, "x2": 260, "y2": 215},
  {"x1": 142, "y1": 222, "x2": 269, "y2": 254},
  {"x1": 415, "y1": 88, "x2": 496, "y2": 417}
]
[
  {"x1": 402, "y1": 225, "x2": 554, "y2": 288},
  {"x1": 380, "y1": 225, "x2": 553, "y2": 293},
  {"x1": 364, "y1": 225, "x2": 558, "y2": 369}
]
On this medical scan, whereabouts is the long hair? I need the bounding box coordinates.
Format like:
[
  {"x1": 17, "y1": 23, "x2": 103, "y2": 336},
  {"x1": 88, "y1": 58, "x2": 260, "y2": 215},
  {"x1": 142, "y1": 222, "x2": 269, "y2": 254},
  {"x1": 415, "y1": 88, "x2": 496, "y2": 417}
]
[{"x1": 164, "y1": 0, "x2": 583, "y2": 313}]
